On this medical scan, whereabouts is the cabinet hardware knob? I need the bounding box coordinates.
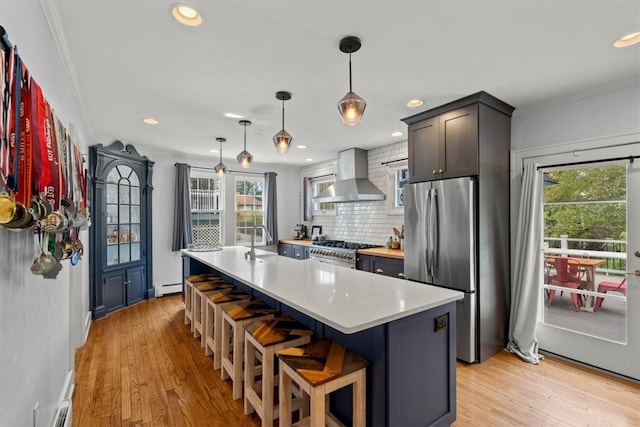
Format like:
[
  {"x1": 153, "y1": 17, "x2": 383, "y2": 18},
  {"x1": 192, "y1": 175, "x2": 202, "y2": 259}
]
[
  {"x1": 375, "y1": 268, "x2": 384, "y2": 274},
  {"x1": 398, "y1": 273, "x2": 405, "y2": 278},
  {"x1": 432, "y1": 170, "x2": 437, "y2": 174},
  {"x1": 438, "y1": 168, "x2": 443, "y2": 173}
]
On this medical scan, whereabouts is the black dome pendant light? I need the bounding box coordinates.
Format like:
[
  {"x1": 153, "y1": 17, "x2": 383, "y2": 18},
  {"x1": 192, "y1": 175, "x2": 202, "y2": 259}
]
[
  {"x1": 214, "y1": 137, "x2": 227, "y2": 175},
  {"x1": 337, "y1": 36, "x2": 366, "y2": 126},
  {"x1": 236, "y1": 120, "x2": 253, "y2": 168},
  {"x1": 273, "y1": 91, "x2": 293, "y2": 153}
]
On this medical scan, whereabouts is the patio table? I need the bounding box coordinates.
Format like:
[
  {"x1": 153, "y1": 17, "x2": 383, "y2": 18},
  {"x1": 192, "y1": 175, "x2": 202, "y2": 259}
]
[{"x1": 544, "y1": 256, "x2": 606, "y2": 312}]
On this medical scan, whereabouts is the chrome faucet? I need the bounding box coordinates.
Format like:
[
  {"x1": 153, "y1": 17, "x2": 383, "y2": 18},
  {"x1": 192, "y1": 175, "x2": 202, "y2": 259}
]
[{"x1": 246, "y1": 225, "x2": 273, "y2": 261}]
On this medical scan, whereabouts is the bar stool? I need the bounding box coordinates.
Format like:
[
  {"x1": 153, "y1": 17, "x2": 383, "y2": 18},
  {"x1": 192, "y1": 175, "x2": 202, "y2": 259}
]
[
  {"x1": 203, "y1": 288, "x2": 251, "y2": 363},
  {"x1": 244, "y1": 316, "x2": 314, "y2": 427},
  {"x1": 277, "y1": 339, "x2": 369, "y2": 427},
  {"x1": 193, "y1": 281, "x2": 234, "y2": 341},
  {"x1": 184, "y1": 274, "x2": 218, "y2": 326},
  {"x1": 220, "y1": 300, "x2": 277, "y2": 400},
  {"x1": 193, "y1": 277, "x2": 229, "y2": 336}
]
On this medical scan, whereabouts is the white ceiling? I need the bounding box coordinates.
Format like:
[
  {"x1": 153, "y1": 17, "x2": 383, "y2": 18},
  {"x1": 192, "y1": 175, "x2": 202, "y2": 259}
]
[{"x1": 45, "y1": 1, "x2": 640, "y2": 167}]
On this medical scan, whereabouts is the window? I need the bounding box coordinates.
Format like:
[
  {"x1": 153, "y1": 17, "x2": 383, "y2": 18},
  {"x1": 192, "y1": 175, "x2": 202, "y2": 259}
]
[
  {"x1": 312, "y1": 177, "x2": 336, "y2": 216},
  {"x1": 190, "y1": 171, "x2": 223, "y2": 249},
  {"x1": 235, "y1": 176, "x2": 264, "y2": 245},
  {"x1": 387, "y1": 160, "x2": 408, "y2": 215}
]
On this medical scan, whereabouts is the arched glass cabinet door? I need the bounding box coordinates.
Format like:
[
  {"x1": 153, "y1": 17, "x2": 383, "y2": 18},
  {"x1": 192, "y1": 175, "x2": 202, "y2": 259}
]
[{"x1": 105, "y1": 165, "x2": 142, "y2": 266}]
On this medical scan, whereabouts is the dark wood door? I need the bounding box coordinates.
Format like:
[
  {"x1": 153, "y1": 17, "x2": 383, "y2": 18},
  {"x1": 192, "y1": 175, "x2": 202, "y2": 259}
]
[
  {"x1": 408, "y1": 117, "x2": 439, "y2": 183},
  {"x1": 439, "y1": 105, "x2": 478, "y2": 179}
]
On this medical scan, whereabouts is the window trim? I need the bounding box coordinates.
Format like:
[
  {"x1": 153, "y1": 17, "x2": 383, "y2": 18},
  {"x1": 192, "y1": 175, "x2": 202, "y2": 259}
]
[
  {"x1": 189, "y1": 170, "x2": 224, "y2": 249},
  {"x1": 311, "y1": 176, "x2": 337, "y2": 216},
  {"x1": 234, "y1": 175, "x2": 266, "y2": 246},
  {"x1": 386, "y1": 160, "x2": 408, "y2": 216}
]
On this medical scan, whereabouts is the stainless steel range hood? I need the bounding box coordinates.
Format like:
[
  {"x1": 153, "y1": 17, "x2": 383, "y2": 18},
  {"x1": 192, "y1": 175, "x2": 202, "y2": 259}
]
[{"x1": 313, "y1": 148, "x2": 385, "y2": 203}]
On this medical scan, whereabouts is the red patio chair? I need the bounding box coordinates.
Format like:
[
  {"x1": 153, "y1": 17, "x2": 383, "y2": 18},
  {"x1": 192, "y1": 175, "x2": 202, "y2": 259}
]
[
  {"x1": 594, "y1": 278, "x2": 627, "y2": 311},
  {"x1": 547, "y1": 258, "x2": 584, "y2": 312}
]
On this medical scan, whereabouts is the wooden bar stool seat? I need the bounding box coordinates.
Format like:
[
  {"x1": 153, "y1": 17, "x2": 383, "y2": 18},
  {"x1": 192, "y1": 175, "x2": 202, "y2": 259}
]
[
  {"x1": 184, "y1": 274, "x2": 219, "y2": 326},
  {"x1": 193, "y1": 277, "x2": 229, "y2": 336},
  {"x1": 221, "y1": 300, "x2": 277, "y2": 400},
  {"x1": 203, "y1": 288, "x2": 251, "y2": 365},
  {"x1": 194, "y1": 283, "x2": 236, "y2": 345},
  {"x1": 244, "y1": 316, "x2": 314, "y2": 427},
  {"x1": 277, "y1": 339, "x2": 369, "y2": 427}
]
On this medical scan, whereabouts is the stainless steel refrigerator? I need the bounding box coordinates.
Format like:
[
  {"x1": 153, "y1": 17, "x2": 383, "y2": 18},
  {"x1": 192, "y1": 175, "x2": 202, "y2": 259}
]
[{"x1": 404, "y1": 177, "x2": 506, "y2": 363}]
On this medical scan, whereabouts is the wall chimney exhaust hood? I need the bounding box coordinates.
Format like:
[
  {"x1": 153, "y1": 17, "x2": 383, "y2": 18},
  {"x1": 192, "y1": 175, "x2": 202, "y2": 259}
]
[{"x1": 313, "y1": 148, "x2": 385, "y2": 203}]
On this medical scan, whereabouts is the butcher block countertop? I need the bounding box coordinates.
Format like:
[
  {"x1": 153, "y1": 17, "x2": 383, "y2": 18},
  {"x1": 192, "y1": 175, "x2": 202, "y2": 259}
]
[
  {"x1": 278, "y1": 239, "x2": 314, "y2": 246},
  {"x1": 357, "y1": 247, "x2": 404, "y2": 260},
  {"x1": 182, "y1": 247, "x2": 461, "y2": 334}
]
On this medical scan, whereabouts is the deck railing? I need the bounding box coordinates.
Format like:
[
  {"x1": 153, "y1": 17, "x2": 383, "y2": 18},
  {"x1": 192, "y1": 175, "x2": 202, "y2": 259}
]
[{"x1": 544, "y1": 235, "x2": 626, "y2": 275}]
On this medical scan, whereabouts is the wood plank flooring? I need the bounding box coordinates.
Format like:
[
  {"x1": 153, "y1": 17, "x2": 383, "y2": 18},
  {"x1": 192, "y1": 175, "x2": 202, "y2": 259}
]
[{"x1": 73, "y1": 295, "x2": 640, "y2": 426}]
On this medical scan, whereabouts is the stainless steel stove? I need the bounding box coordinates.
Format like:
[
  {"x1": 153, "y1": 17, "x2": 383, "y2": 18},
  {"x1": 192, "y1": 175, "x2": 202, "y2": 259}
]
[{"x1": 309, "y1": 240, "x2": 381, "y2": 268}]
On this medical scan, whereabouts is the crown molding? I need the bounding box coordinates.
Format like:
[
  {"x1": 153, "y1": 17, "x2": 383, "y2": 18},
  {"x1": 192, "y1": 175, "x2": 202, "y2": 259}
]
[{"x1": 39, "y1": 0, "x2": 93, "y2": 139}]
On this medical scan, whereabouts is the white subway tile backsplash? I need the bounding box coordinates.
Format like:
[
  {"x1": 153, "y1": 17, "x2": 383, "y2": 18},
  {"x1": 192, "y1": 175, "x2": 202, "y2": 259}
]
[{"x1": 300, "y1": 141, "x2": 407, "y2": 246}]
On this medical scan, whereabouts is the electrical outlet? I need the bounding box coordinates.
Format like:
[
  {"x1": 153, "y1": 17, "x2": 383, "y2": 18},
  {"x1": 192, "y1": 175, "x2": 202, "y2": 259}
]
[
  {"x1": 434, "y1": 314, "x2": 448, "y2": 332},
  {"x1": 33, "y1": 401, "x2": 39, "y2": 427}
]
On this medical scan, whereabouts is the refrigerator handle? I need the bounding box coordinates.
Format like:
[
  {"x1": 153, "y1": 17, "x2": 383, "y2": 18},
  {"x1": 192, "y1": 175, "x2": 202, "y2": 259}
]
[
  {"x1": 425, "y1": 188, "x2": 431, "y2": 276},
  {"x1": 432, "y1": 187, "x2": 439, "y2": 277}
]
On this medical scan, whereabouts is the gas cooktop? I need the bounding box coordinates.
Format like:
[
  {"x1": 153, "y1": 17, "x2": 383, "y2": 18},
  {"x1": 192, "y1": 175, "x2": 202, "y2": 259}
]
[{"x1": 312, "y1": 240, "x2": 381, "y2": 250}]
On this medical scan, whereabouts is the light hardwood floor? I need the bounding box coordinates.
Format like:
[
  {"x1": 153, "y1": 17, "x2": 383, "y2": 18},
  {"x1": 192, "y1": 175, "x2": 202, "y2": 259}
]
[{"x1": 73, "y1": 295, "x2": 640, "y2": 426}]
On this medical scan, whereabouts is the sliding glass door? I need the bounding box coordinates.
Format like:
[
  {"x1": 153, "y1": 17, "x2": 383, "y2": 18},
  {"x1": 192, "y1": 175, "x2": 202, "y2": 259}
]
[{"x1": 535, "y1": 143, "x2": 639, "y2": 380}]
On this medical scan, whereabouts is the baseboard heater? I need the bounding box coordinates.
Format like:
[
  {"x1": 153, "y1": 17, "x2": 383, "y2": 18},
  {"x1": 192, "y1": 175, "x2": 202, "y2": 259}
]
[
  {"x1": 157, "y1": 283, "x2": 182, "y2": 296},
  {"x1": 52, "y1": 399, "x2": 72, "y2": 427}
]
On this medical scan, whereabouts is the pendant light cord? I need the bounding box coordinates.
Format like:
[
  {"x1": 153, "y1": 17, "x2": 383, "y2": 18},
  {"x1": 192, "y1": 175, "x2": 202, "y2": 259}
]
[
  {"x1": 348, "y1": 50, "x2": 353, "y2": 92},
  {"x1": 243, "y1": 122, "x2": 247, "y2": 150},
  {"x1": 281, "y1": 98, "x2": 285, "y2": 130},
  {"x1": 219, "y1": 140, "x2": 223, "y2": 163}
]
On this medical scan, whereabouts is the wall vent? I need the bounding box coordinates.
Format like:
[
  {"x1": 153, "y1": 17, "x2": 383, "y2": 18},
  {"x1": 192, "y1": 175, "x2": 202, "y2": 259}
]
[{"x1": 52, "y1": 399, "x2": 72, "y2": 427}]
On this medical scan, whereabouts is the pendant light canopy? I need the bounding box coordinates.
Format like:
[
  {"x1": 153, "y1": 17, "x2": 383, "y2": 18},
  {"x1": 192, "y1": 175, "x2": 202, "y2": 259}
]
[
  {"x1": 273, "y1": 91, "x2": 293, "y2": 153},
  {"x1": 337, "y1": 36, "x2": 366, "y2": 126},
  {"x1": 236, "y1": 120, "x2": 253, "y2": 168},
  {"x1": 214, "y1": 137, "x2": 227, "y2": 175}
]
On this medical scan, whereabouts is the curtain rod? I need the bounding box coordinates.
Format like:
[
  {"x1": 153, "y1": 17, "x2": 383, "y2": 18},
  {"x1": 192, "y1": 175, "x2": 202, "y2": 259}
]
[
  {"x1": 308, "y1": 173, "x2": 335, "y2": 180},
  {"x1": 0, "y1": 26, "x2": 13, "y2": 51},
  {"x1": 180, "y1": 164, "x2": 272, "y2": 176},
  {"x1": 536, "y1": 155, "x2": 638, "y2": 170},
  {"x1": 381, "y1": 157, "x2": 408, "y2": 166}
]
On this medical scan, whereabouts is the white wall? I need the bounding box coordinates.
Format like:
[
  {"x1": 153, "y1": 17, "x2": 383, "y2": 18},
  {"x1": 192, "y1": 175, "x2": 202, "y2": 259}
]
[
  {"x1": 0, "y1": 2, "x2": 90, "y2": 426},
  {"x1": 300, "y1": 141, "x2": 407, "y2": 246},
  {"x1": 140, "y1": 147, "x2": 300, "y2": 292},
  {"x1": 512, "y1": 84, "x2": 640, "y2": 150}
]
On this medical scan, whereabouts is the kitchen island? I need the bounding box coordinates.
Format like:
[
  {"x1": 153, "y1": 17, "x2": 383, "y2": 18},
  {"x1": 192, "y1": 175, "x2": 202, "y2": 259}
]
[{"x1": 182, "y1": 247, "x2": 463, "y2": 426}]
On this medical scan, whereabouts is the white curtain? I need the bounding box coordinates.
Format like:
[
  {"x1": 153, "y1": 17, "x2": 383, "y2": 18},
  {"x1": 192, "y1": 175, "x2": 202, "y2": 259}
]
[{"x1": 507, "y1": 162, "x2": 544, "y2": 364}]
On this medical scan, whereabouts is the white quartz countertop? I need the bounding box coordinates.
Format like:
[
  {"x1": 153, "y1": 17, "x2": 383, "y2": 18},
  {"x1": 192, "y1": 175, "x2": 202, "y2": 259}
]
[{"x1": 182, "y1": 247, "x2": 463, "y2": 334}]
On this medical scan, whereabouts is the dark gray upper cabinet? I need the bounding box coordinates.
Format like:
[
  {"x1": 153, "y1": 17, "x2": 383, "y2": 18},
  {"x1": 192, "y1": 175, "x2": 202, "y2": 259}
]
[
  {"x1": 403, "y1": 91, "x2": 514, "y2": 183},
  {"x1": 89, "y1": 141, "x2": 154, "y2": 319}
]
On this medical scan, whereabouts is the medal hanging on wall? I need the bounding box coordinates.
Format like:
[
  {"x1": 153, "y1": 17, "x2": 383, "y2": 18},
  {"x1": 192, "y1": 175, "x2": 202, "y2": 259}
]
[
  {"x1": 30, "y1": 75, "x2": 53, "y2": 221},
  {"x1": 0, "y1": 45, "x2": 19, "y2": 225}
]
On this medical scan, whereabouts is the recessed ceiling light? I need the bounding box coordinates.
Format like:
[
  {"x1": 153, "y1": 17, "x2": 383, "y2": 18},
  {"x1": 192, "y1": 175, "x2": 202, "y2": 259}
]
[
  {"x1": 224, "y1": 112, "x2": 244, "y2": 119},
  {"x1": 614, "y1": 31, "x2": 640, "y2": 47},
  {"x1": 391, "y1": 131, "x2": 403, "y2": 137},
  {"x1": 171, "y1": 5, "x2": 202, "y2": 26},
  {"x1": 407, "y1": 99, "x2": 424, "y2": 108},
  {"x1": 305, "y1": 158, "x2": 314, "y2": 162},
  {"x1": 143, "y1": 118, "x2": 159, "y2": 125},
  {"x1": 296, "y1": 145, "x2": 307, "y2": 149}
]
